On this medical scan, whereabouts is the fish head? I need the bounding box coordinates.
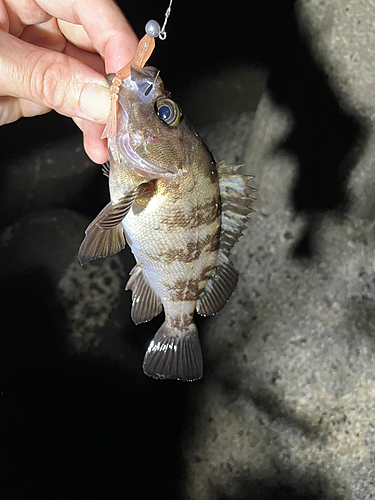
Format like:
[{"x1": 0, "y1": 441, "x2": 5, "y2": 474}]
[{"x1": 110, "y1": 65, "x2": 187, "y2": 175}]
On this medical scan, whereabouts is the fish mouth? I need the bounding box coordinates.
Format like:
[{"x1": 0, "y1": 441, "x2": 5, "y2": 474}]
[
  {"x1": 116, "y1": 109, "x2": 176, "y2": 178},
  {"x1": 118, "y1": 133, "x2": 173, "y2": 177}
]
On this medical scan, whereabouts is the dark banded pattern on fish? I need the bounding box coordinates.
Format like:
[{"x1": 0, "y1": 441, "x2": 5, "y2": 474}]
[
  {"x1": 78, "y1": 64, "x2": 256, "y2": 382},
  {"x1": 144, "y1": 230, "x2": 220, "y2": 264},
  {"x1": 160, "y1": 196, "x2": 220, "y2": 228},
  {"x1": 166, "y1": 278, "x2": 206, "y2": 302}
]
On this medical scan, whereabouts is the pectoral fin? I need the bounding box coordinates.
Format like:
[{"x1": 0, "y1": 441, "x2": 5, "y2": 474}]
[
  {"x1": 78, "y1": 189, "x2": 139, "y2": 265},
  {"x1": 125, "y1": 264, "x2": 162, "y2": 324}
]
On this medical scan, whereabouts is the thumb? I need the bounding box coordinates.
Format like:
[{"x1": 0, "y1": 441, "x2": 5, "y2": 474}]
[{"x1": 0, "y1": 30, "x2": 110, "y2": 123}]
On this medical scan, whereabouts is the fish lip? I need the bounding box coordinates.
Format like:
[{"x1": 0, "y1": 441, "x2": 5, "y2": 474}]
[
  {"x1": 115, "y1": 107, "x2": 157, "y2": 176},
  {"x1": 118, "y1": 133, "x2": 160, "y2": 176}
]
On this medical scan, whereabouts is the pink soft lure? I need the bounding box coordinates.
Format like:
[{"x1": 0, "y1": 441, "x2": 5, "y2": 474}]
[{"x1": 101, "y1": 34, "x2": 156, "y2": 140}]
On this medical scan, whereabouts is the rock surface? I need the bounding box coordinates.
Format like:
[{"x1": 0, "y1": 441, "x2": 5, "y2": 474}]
[
  {"x1": 182, "y1": 1, "x2": 375, "y2": 499},
  {"x1": 186, "y1": 115, "x2": 375, "y2": 497}
]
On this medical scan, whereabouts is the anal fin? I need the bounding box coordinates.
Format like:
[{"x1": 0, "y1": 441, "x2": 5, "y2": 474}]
[
  {"x1": 125, "y1": 264, "x2": 162, "y2": 324},
  {"x1": 196, "y1": 251, "x2": 238, "y2": 316},
  {"x1": 78, "y1": 188, "x2": 139, "y2": 265}
]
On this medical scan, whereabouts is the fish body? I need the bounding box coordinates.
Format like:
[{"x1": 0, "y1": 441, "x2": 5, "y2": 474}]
[{"x1": 79, "y1": 65, "x2": 255, "y2": 381}]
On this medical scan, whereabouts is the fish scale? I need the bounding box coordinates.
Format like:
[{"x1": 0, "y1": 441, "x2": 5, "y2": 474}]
[
  {"x1": 124, "y1": 167, "x2": 220, "y2": 307},
  {"x1": 78, "y1": 62, "x2": 255, "y2": 381}
]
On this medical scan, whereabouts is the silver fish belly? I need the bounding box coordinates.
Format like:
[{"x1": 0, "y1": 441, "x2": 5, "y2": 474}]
[{"x1": 78, "y1": 65, "x2": 256, "y2": 381}]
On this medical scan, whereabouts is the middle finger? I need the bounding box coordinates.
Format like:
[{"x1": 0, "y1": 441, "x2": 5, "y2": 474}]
[
  {"x1": 20, "y1": 17, "x2": 66, "y2": 52},
  {"x1": 58, "y1": 20, "x2": 95, "y2": 53}
]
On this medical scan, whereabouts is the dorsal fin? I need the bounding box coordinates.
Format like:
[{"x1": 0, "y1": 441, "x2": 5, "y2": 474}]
[
  {"x1": 125, "y1": 264, "x2": 163, "y2": 324},
  {"x1": 196, "y1": 161, "x2": 256, "y2": 316},
  {"x1": 217, "y1": 160, "x2": 256, "y2": 258}
]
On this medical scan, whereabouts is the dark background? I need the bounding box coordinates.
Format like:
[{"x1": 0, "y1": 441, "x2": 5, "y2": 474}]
[{"x1": 0, "y1": 1, "x2": 366, "y2": 499}]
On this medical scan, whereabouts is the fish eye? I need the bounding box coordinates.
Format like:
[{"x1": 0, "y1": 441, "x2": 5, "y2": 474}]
[{"x1": 155, "y1": 98, "x2": 181, "y2": 126}]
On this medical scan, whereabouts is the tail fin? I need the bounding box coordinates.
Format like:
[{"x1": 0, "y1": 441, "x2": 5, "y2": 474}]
[{"x1": 142, "y1": 322, "x2": 203, "y2": 381}]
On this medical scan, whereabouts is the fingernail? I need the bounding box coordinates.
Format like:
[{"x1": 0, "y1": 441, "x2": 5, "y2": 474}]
[{"x1": 80, "y1": 83, "x2": 110, "y2": 122}]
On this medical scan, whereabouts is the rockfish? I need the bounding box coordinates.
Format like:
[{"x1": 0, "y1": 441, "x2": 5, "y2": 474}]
[{"x1": 78, "y1": 51, "x2": 255, "y2": 382}]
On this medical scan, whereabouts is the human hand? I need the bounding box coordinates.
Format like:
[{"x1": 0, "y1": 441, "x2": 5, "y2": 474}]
[{"x1": 0, "y1": 0, "x2": 138, "y2": 163}]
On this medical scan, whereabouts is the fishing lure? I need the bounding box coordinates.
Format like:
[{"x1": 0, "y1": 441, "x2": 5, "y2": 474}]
[{"x1": 101, "y1": 2, "x2": 173, "y2": 140}]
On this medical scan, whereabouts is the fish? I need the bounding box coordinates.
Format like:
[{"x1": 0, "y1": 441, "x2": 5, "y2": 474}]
[{"x1": 78, "y1": 36, "x2": 256, "y2": 381}]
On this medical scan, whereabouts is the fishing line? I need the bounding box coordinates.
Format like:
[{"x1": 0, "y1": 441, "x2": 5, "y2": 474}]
[{"x1": 145, "y1": 0, "x2": 174, "y2": 40}]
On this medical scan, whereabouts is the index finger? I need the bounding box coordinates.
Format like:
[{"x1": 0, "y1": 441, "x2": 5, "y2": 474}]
[{"x1": 36, "y1": 0, "x2": 139, "y2": 73}]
